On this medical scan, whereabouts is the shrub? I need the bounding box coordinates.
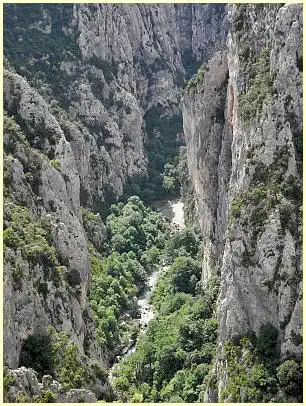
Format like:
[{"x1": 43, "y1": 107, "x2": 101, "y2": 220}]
[
  {"x1": 276, "y1": 359, "x2": 302, "y2": 395},
  {"x1": 19, "y1": 334, "x2": 54, "y2": 379},
  {"x1": 164, "y1": 228, "x2": 201, "y2": 262},
  {"x1": 229, "y1": 185, "x2": 281, "y2": 231},
  {"x1": 256, "y1": 323, "x2": 279, "y2": 363},
  {"x1": 106, "y1": 196, "x2": 169, "y2": 258},
  {"x1": 34, "y1": 390, "x2": 57, "y2": 403},
  {"x1": 16, "y1": 393, "x2": 29, "y2": 403},
  {"x1": 4, "y1": 114, "x2": 30, "y2": 154},
  {"x1": 220, "y1": 325, "x2": 295, "y2": 403},
  {"x1": 3, "y1": 227, "x2": 21, "y2": 249},
  {"x1": 3, "y1": 368, "x2": 15, "y2": 402},
  {"x1": 55, "y1": 266, "x2": 66, "y2": 278},
  {"x1": 50, "y1": 159, "x2": 61, "y2": 170},
  {"x1": 170, "y1": 256, "x2": 202, "y2": 294},
  {"x1": 88, "y1": 246, "x2": 144, "y2": 350},
  {"x1": 185, "y1": 63, "x2": 207, "y2": 94},
  {"x1": 239, "y1": 46, "x2": 273, "y2": 123},
  {"x1": 48, "y1": 326, "x2": 96, "y2": 390},
  {"x1": 5, "y1": 204, "x2": 57, "y2": 266},
  {"x1": 221, "y1": 338, "x2": 267, "y2": 402}
]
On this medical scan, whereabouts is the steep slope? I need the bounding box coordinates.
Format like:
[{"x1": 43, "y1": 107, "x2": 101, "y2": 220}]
[{"x1": 182, "y1": 3, "x2": 302, "y2": 402}]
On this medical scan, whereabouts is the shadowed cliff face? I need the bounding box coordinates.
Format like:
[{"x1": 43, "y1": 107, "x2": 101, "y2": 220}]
[
  {"x1": 182, "y1": 51, "x2": 231, "y2": 282},
  {"x1": 182, "y1": 3, "x2": 302, "y2": 401}
]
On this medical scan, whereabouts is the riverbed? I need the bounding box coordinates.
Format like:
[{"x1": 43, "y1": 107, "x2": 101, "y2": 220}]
[
  {"x1": 132, "y1": 197, "x2": 185, "y2": 340},
  {"x1": 154, "y1": 196, "x2": 185, "y2": 230},
  {"x1": 111, "y1": 197, "x2": 185, "y2": 367}
]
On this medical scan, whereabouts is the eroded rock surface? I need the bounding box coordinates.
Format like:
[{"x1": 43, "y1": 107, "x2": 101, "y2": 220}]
[
  {"x1": 5, "y1": 367, "x2": 97, "y2": 403},
  {"x1": 182, "y1": 3, "x2": 302, "y2": 401}
]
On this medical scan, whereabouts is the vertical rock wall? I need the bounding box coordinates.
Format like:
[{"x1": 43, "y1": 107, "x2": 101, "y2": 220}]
[{"x1": 182, "y1": 3, "x2": 302, "y2": 400}]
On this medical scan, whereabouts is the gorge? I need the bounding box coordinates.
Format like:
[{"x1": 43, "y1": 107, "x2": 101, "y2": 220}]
[{"x1": 3, "y1": 3, "x2": 303, "y2": 403}]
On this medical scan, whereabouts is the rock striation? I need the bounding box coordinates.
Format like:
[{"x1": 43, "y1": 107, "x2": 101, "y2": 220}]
[{"x1": 182, "y1": 3, "x2": 302, "y2": 401}]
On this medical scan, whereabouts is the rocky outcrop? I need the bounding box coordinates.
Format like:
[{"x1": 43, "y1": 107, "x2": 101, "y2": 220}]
[
  {"x1": 182, "y1": 50, "x2": 231, "y2": 283},
  {"x1": 4, "y1": 367, "x2": 97, "y2": 403},
  {"x1": 182, "y1": 3, "x2": 302, "y2": 401},
  {"x1": 4, "y1": 71, "x2": 104, "y2": 369}
]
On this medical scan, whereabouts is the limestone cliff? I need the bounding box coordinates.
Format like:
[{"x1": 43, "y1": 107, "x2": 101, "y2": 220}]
[
  {"x1": 4, "y1": 3, "x2": 227, "y2": 203},
  {"x1": 182, "y1": 3, "x2": 302, "y2": 402}
]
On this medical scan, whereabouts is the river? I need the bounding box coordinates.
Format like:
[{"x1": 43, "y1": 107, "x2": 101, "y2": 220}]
[{"x1": 110, "y1": 197, "x2": 185, "y2": 369}]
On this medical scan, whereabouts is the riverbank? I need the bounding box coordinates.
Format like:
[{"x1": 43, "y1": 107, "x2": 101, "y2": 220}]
[
  {"x1": 109, "y1": 197, "x2": 185, "y2": 373},
  {"x1": 110, "y1": 205, "x2": 208, "y2": 402}
]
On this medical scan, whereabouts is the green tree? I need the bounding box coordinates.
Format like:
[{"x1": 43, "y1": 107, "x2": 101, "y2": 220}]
[
  {"x1": 170, "y1": 256, "x2": 202, "y2": 294},
  {"x1": 276, "y1": 359, "x2": 302, "y2": 397}
]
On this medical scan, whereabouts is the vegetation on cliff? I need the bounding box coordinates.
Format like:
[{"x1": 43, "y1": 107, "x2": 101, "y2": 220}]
[{"x1": 220, "y1": 331, "x2": 302, "y2": 402}]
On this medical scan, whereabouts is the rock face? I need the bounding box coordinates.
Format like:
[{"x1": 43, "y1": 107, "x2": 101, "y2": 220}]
[
  {"x1": 4, "y1": 3, "x2": 227, "y2": 205},
  {"x1": 4, "y1": 69, "x2": 105, "y2": 370},
  {"x1": 3, "y1": 3, "x2": 227, "y2": 400},
  {"x1": 182, "y1": 3, "x2": 302, "y2": 401},
  {"x1": 182, "y1": 50, "x2": 231, "y2": 283}
]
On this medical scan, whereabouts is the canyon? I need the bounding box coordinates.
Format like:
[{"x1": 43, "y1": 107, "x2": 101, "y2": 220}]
[{"x1": 3, "y1": 3, "x2": 302, "y2": 403}]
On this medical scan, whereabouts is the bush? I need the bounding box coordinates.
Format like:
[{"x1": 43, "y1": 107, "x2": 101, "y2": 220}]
[
  {"x1": 3, "y1": 368, "x2": 15, "y2": 402},
  {"x1": 220, "y1": 326, "x2": 299, "y2": 403},
  {"x1": 256, "y1": 323, "x2": 279, "y2": 363},
  {"x1": 276, "y1": 360, "x2": 302, "y2": 395},
  {"x1": 4, "y1": 114, "x2": 30, "y2": 155},
  {"x1": 19, "y1": 328, "x2": 105, "y2": 392},
  {"x1": 229, "y1": 185, "x2": 281, "y2": 235},
  {"x1": 34, "y1": 390, "x2": 57, "y2": 403},
  {"x1": 19, "y1": 334, "x2": 54, "y2": 379},
  {"x1": 5, "y1": 204, "x2": 57, "y2": 266},
  {"x1": 184, "y1": 63, "x2": 207, "y2": 94},
  {"x1": 3, "y1": 227, "x2": 21, "y2": 249},
  {"x1": 88, "y1": 246, "x2": 145, "y2": 350},
  {"x1": 239, "y1": 46, "x2": 272, "y2": 123},
  {"x1": 16, "y1": 393, "x2": 29, "y2": 403},
  {"x1": 48, "y1": 326, "x2": 100, "y2": 390},
  {"x1": 106, "y1": 196, "x2": 169, "y2": 258},
  {"x1": 170, "y1": 256, "x2": 202, "y2": 294},
  {"x1": 50, "y1": 159, "x2": 61, "y2": 170},
  {"x1": 164, "y1": 228, "x2": 201, "y2": 262}
]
